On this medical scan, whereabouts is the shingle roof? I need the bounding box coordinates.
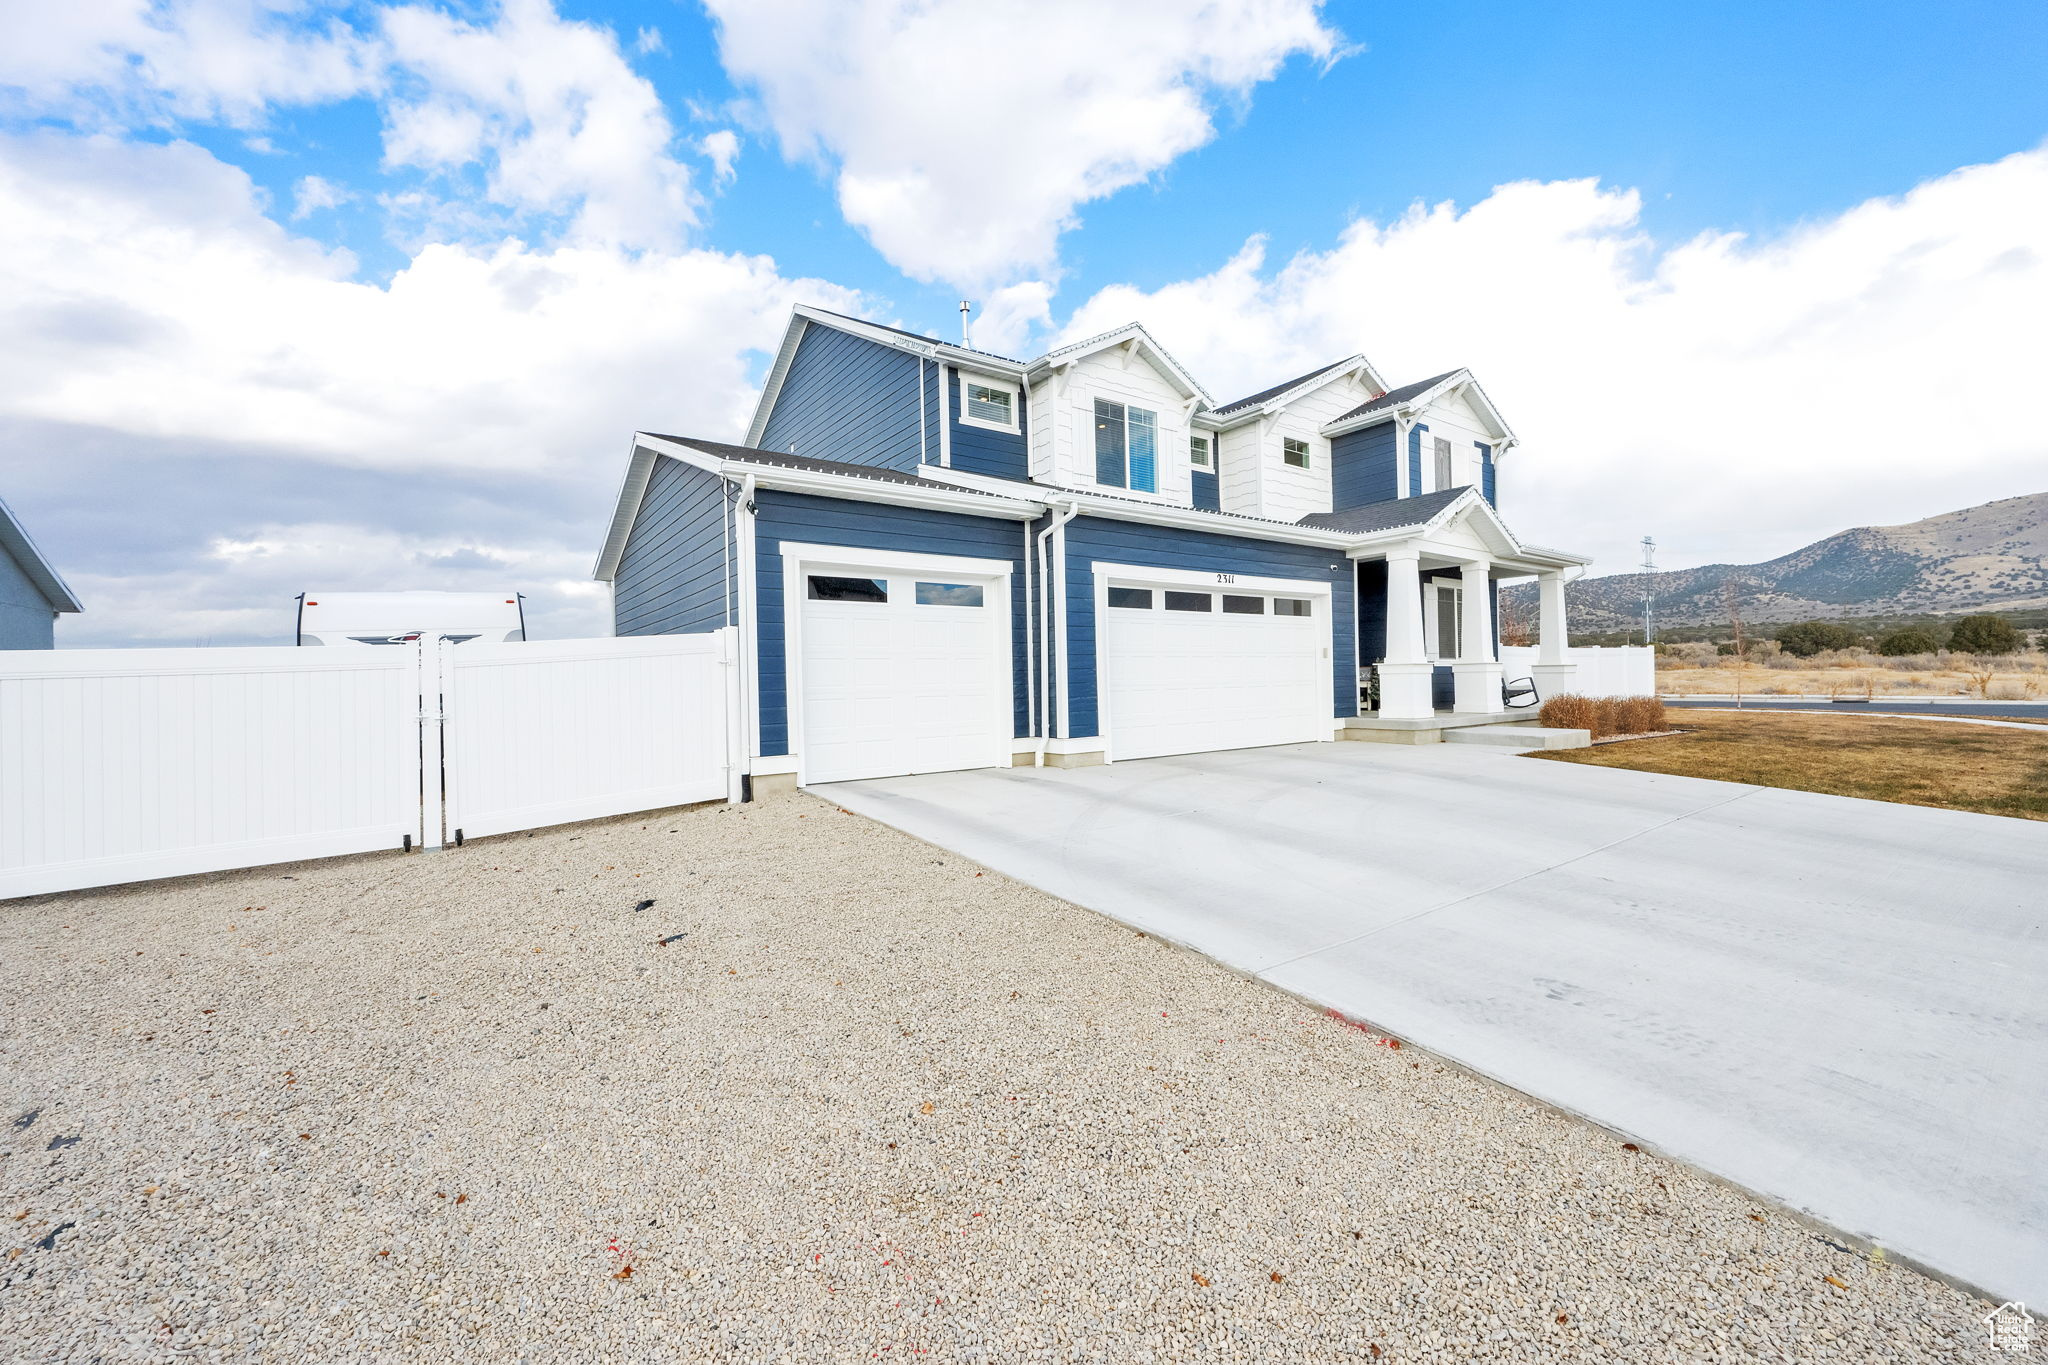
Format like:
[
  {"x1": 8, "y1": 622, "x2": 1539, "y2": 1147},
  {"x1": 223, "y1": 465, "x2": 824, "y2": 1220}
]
[
  {"x1": 803, "y1": 307, "x2": 1025, "y2": 365},
  {"x1": 642, "y1": 436, "x2": 1016, "y2": 495},
  {"x1": 1294, "y1": 486, "x2": 1470, "y2": 535},
  {"x1": 1213, "y1": 360, "x2": 1357, "y2": 415},
  {"x1": 1329, "y1": 370, "x2": 1462, "y2": 424}
]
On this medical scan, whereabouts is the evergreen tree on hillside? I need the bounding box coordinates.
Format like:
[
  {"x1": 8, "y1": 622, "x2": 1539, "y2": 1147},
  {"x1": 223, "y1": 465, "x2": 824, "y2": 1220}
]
[{"x1": 1946, "y1": 614, "x2": 2020, "y2": 654}]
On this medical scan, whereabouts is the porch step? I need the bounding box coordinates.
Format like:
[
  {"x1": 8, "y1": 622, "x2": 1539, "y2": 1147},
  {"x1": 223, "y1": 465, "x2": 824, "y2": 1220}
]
[{"x1": 1443, "y1": 725, "x2": 1590, "y2": 751}]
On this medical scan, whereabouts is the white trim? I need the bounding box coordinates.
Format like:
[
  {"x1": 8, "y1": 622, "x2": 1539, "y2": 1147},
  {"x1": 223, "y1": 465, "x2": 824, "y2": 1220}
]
[
  {"x1": 749, "y1": 753, "x2": 797, "y2": 776},
  {"x1": 1092, "y1": 562, "x2": 1336, "y2": 598},
  {"x1": 937, "y1": 363, "x2": 953, "y2": 466},
  {"x1": 1321, "y1": 368, "x2": 1518, "y2": 446},
  {"x1": 778, "y1": 542, "x2": 1014, "y2": 787},
  {"x1": 958, "y1": 372, "x2": 1021, "y2": 433},
  {"x1": 635, "y1": 434, "x2": 1041, "y2": 521},
  {"x1": 1026, "y1": 322, "x2": 1211, "y2": 404},
  {"x1": 1206, "y1": 355, "x2": 1389, "y2": 430},
  {"x1": 735, "y1": 472, "x2": 760, "y2": 768},
  {"x1": 1042, "y1": 735, "x2": 1101, "y2": 756}
]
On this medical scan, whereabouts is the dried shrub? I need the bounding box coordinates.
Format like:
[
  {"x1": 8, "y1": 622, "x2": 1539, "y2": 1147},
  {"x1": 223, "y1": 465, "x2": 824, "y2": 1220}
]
[
  {"x1": 1538, "y1": 693, "x2": 1598, "y2": 733},
  {"x1": 1614, "y1": 695, "x2": 1667, "y2": 734}
]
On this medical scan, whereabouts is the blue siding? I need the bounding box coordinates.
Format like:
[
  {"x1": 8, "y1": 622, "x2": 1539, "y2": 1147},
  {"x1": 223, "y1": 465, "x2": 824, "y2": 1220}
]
[
  {"x1": 1190, "y1": 468, "x2": 1221, "y2": 512},
  {"x1": 0, "y1": 542, "x2": 56, "y2": 648},
  {"x1": 1330, "y1": 423, "x2": 1398, "y2": 510},
  {"x1": 1405, "y1": 423, "x2": 1427, "y2": 498},
  {"x1": 1431, "y1": 665, "x2": 1455, "y2": 709},
  {"x1": 758, "y1": 324, "x2": 932, "y2": 472},
  {"x1": 1478, "y1": 442, "x2": 1496, "y2": 507},
  {"x1": 613, "y1": 453, "x2": 734, "y2": 636},
  {"x1": 752, "y1": 490, "x2": 1032, "y2": 756},
  {"x1": 948, "y1": 370, "x2": 1029, "y2": 480},
  {"x1": 1060, "y1": 516, "x2": 1357, "y2": 738}
]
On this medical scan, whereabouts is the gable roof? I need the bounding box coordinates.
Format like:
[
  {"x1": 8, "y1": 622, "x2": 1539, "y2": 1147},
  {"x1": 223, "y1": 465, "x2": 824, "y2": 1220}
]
[
  {"x1": 1323, "y1": 368, "x2": 1518, "y2": 446},
  {"x1": 0, "y1": 495, "x2": 82, "y2": 615},
  {"x1": 1328, "y1": 370, "x2": 1463, "y2": 425},
  {"x1": 1026, "y1": 322, "x2": 1211, "y2": 404},
  {"x1": 1294, "y1": 486, "x2": 1471, "y2": 535},
  {"x1": 1211, "y1": 354, "x2": 1387, "y2": 417}
]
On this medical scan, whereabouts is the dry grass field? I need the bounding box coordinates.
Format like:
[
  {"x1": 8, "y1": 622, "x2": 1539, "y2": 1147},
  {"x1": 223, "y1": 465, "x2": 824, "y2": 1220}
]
[
  {"x1": 1529, "y1": 709, "x2": 2048, "y2": 821},
  {"x1": 1657, "y1": 655, "x2": 2048, "y2": 699}
]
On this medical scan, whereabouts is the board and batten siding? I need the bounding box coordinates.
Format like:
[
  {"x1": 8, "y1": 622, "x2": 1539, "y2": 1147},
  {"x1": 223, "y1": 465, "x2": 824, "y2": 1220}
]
[
  {"x1": 947, "y1": 369, "x2": 1029, "y2": 480},
  {"x1": 758, "y1": 323, "x2": 933, "y2": 473},
  {"x1": 0, "y1": 542, "x2": 56, "y2": 649},
  {"x1": 612, "y1": 453, "x2": 735, "y2": 637},
  {"x1": 751, "y1": 490, "x2": 1032, "y2": 757},
  {"x1": 1058, "y1": 516, "x2": 1356, "y2": 739},
  {"x1": 1330, "y1": 422, "x2": 1399, "y2": 512}
]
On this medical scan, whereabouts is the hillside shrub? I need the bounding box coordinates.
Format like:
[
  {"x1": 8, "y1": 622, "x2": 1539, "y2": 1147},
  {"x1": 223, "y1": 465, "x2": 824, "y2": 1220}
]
[
  {"x1": 1776, "y1": 621, "x2": 1856, "y2": 657},
  {"x1": 1538, "y1": 693, "x2": 1598, "y2": 734},
  {"x1": 1876, "y1": 626, "x2": 1942, "y2": 656},
  {"x1": 1947, "y1": 614, "x2": 2020, "y2": 655}
]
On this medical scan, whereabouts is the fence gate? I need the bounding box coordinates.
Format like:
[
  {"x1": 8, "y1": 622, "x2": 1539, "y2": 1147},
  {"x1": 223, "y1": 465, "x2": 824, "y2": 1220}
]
[{"x1": 0, "y1": 629, "x2": 739, "y2": 899}]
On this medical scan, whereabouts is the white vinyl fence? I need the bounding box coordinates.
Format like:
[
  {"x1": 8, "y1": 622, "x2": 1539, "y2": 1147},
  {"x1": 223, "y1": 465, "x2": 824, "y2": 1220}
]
[
  {"x1": 1, "y1": 629, "x2": 739, "y2": 899},
  {"x1": 1498, "y1": 645, "x2": 1656, "y2": 699}
]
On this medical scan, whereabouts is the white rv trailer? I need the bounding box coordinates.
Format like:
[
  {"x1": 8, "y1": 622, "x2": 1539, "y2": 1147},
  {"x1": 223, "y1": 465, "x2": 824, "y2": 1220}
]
[{"x1": 295, "y1": 591, "x2": 526, "y2": 646}]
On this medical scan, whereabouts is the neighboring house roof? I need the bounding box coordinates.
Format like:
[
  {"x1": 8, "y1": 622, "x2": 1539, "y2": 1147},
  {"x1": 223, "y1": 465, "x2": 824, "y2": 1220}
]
[
  {"x1": 0, "y1": 494, "x2": 83, "y2": 614},
  {"x1": 1294, "y1": 486, "x2": 1471, "y2": 534},
  {"x1": 1211, "y1": 355, "x2": 1386, "y2": 417}
]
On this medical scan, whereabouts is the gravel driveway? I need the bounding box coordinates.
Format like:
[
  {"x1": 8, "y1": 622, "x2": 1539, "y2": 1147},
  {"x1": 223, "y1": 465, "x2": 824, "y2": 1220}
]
[{"x1": 1, "y1": 792, "x2": 2007, "y2": 1362}]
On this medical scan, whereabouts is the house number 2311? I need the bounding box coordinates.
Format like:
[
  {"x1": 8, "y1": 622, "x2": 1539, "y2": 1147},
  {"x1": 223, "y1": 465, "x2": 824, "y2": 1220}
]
[{"x1": 1215, "y1": 573, "x2": 1236, "y2": 584}]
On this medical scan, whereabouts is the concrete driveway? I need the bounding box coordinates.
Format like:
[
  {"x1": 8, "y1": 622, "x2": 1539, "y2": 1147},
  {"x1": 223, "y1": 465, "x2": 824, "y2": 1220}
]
[{"x1": 823, "y1": 741, "x2": 2048, "y2": 1305}]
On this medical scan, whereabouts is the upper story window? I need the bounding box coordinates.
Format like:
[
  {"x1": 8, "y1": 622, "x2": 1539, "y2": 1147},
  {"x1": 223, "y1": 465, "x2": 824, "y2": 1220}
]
[
  {"x1": 1282, "y1": 437, "x2": 1311, "y2": 469},
  {"x1": 1433, "y1": 437, "x2": 1453, "y2": 491},
  {"x1": 1094, "y1": 398, "x2": 1158, "y2": 493},
  {"x1": 961, "y1": 376, "x2": 1019, "y2": 432},
  {"x1": 1190, "y1": 434, "x2": 1213, "y2": 469}
]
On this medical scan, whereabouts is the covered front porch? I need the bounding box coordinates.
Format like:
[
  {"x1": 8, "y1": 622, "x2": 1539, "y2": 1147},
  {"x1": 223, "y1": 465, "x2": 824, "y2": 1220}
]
[{"x1": 1346, "y1": 496, "x2": 1588, "y2": 731}]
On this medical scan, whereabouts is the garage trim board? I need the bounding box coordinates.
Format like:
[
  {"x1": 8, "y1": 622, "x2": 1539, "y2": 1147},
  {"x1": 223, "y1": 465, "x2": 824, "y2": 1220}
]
[
  {"x1": 1092, "y1": 561, "x2": 1334, "y2": 763},
  {"x1": 779, "y1": 541, "x2": 1015, "y2": 785}
]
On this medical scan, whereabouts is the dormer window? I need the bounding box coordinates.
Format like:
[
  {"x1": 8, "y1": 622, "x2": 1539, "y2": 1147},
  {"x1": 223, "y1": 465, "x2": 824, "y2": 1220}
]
[
  {"x1": 1282, "y1": 437, "x2": 1311, "y2": 469},
  {"x1": 1094, "y1": 398, "x2": 1158, "y2": 492},
  {"x1": 961, "y1": 376, "x2": 1019, "y2": 432}
]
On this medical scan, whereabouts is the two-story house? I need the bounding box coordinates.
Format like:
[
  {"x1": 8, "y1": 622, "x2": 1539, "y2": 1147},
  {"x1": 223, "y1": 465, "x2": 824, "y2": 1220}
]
[{"x1": 594, "y1": 305, "x2": 1590, "y2": 788}]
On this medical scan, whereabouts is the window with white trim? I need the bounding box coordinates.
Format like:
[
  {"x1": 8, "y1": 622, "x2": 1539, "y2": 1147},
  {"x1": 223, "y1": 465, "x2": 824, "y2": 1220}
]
[
  {"x1": 1282, "y1": 437, "x2": 1311, "y2": 469},
  {"x1": 1094, "y1": 398, "x2": 1159, "y2": 492},
  {"x1": 1189, "y1": 434, "x2": 1213, "y2": 469},
  {"x1": 961, "y1": 376, "x2": 1019, "y2": 432},
  {"x1": 1433, "y1": 437, "x2": 1454, "y2": 491}
]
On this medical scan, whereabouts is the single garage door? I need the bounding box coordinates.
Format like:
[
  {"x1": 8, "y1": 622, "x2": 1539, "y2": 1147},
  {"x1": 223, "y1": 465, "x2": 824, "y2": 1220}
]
[
  {"x1": 1100, "y1": 578, "x2": 1327, "y2": 761},
  {"x1": 795, "y1": 564, "x2": 1010, "y2": 784}
]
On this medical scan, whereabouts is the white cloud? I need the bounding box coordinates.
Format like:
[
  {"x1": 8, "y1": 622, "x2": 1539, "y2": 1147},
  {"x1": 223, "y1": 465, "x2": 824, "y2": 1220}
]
[
  {"x1": 698, "y1": 129, "x2": 739, "y2": 186},
  {"x1": 634, "y1": 25, "x2": 664, "y2": 56},
  {"x1": 0, "y1": 0, "x2": 379, "y2": 127},
  {"x1": 0, "y1": 130, "x2": 860, "y2": 643},
  {"x1": 1057, "y1": 148, "x2": 2048, "y2": 575},
  {"x1": 704, "y1": 0, "x2": 1342, "y2": 288},
  {"x1": 289, "y1": 172, "x2": 351, "y2": 218},
  {"x1": 378, "y1": 0, "x2": 696, "y2": 250}
]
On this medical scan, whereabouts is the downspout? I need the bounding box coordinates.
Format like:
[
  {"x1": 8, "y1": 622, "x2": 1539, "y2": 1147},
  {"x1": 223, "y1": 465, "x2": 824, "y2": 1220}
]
[
  {"x1": 731, "y1": 469, "x2": 760, "y2": 797},
  {"x1": 1033, "y1": 498, "x2": 1081, "y2": 764}
]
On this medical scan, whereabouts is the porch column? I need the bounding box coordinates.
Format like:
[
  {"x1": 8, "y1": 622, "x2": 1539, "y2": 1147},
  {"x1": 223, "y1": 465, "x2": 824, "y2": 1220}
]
[
  {"x1": 1376, "y1": 550, "x2": 1433, "y2": 719},
  {"x1": 1452, "y1": 559, "x2": 1505, "y2": 714},
  {"x1": 1532, "y1": 569, "x2": 1577, "y2": 697}
]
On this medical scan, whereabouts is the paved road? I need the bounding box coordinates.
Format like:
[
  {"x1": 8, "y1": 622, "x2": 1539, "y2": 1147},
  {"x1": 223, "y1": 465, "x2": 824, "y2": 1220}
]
[
  {"x1": 825, "y1": 742, "x2": 2048, "y2": 1304},
  {"x1": 1668, "y1": 697, "x2": 2048, "y2": 720}
]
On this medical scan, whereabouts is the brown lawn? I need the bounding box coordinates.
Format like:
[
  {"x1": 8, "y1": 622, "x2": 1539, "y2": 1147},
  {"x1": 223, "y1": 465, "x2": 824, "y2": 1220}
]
[{"x1": 1527, "y1": 709, "x2": 2048, "y2": 821}]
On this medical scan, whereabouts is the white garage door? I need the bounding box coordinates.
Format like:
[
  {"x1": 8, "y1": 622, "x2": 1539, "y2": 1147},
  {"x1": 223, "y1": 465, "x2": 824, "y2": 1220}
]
[
  {"x1": 794, "y1": 563, "x2": 1010, "y2": 784},
  {"x1": 1100, "y1": 577, "x2": 1328, "y2": 761}
]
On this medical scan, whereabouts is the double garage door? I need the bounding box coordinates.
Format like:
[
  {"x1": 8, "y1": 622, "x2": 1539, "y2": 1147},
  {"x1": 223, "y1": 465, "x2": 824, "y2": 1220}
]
[
  {"x1": 789, "y1": 547, "x2": 1329, "y2": 783},
  {"x1": 1098, "y1": 576, "x2": 1329, "y2": 761}
]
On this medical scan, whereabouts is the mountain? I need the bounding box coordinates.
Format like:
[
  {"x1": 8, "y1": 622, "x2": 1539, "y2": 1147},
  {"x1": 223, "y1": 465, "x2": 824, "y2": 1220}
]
[{"x1": 1505, "y1": 492, "x2": 2048, "y2": 633}]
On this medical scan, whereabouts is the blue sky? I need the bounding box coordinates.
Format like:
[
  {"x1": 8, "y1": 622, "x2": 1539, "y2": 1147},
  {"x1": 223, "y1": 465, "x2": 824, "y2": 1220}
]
[{"x1": 2, "y1": 0, "x2": 2045, "y2": 644}]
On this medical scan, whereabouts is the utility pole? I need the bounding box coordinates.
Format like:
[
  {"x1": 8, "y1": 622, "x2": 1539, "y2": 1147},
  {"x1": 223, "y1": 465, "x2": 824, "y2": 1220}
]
[{"x1": 1639, "y1": 535, "x2": 1658, "y2": 645}]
